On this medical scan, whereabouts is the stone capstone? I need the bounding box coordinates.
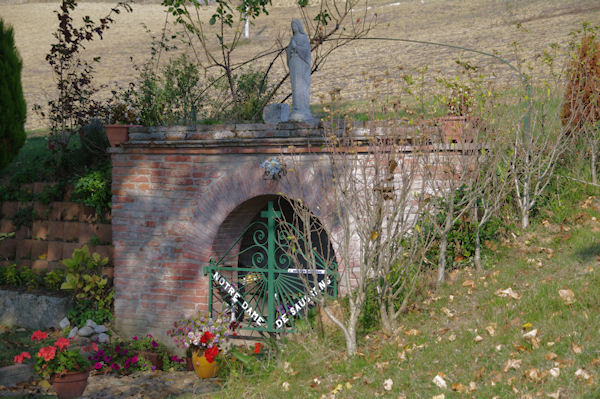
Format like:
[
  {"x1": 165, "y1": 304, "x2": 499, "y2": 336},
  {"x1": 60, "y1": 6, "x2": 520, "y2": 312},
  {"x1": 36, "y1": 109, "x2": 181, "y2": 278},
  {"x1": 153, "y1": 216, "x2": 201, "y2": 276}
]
[
  {"x1": 262, "y1": 104, "x2": 290, "y2": 124},
  {"x1": 0, "y1": 289, "x2": 72, "y2": 330}
]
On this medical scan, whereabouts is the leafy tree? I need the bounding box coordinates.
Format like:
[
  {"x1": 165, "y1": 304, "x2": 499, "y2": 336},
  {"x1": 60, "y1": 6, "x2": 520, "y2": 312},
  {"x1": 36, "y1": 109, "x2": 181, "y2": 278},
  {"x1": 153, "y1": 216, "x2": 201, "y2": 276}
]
[{"x1": 0, "y1": 19, "x2": 26, "y2": 169}]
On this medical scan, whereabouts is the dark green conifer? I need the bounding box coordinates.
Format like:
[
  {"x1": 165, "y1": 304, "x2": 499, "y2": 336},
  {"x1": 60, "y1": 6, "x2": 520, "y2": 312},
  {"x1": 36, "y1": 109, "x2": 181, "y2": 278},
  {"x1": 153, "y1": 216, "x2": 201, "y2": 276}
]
[{"x1": 0, "y1": 18, "x2": 27, "y2": 169}]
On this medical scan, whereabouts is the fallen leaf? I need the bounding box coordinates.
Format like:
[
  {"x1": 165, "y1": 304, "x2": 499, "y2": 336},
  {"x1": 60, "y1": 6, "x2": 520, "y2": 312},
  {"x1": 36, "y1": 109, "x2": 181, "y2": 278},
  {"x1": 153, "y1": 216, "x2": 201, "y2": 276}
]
[
  {"x1": 547, "y1": 389, "x2": 561, "y2": 399},
  {"x1": 549, "y1": 368, "x2": 560, "y2": 378},
  {"x1": 282, "y1": 381, "x2": 290, "y2": 391},
  {"x1": 441, "y1": 307, "x2": 455, "y2": 318},
  {"x1": 451, "y1": 382, "x2": 467, "y2": 392},
  {"x1": 468, "y1": 381, "x2": 477, "y2": 391},
  {"x1": 545, "y1": 352, "x2": 558, "y2": 361},
  {"x1": 558, "y1": 289, "x2": 576, "y2": 305},
  {"x1": 383, "y1": 378, "x2": 393, "y2": 391},
  {"x1": 448, "y1": 334, "x2": 456, "y2": 342},
  {"x1": 432, "y1": 395, "x2": 445, "y2": 399},
  {"x1": 375, "y1": 361, "x2": 389, "y2": 370},
  {"x1": 575, "y1": 368, "x2": 590, "y2": 380},
  {"x1": 524, "y1": 368, "x2": 541, "y2": 382},
  {"x1": 405, "y1": 329, "x2": 420, "y2": 336},
  {"x1": 486, "y1": 325, "x2": 496, "y2": 336},
  {"x1": 523, "y1": 329, "x2": 538, "y2": 340},
  {"x1": 432, "y1": 374, "x2": 447, "y2": 389},
  {"x1": 462, "y1": 279, "x2": 476, "y2": 288},
  {"x1": 572, "y1": 343, "x2": 583, "y2": 354},
  {"x1": 504, "y1": 358, "x2": 522, "y2": 372},
  {"x1": 495, "y1": 344, "x2": 503, "y2": 351},
  {"x1": 474, "y1": 335, "x2": 483, "y2": 342},
  {"x1": 495, "y1": 287, "x2": 521, "y2": 300}
]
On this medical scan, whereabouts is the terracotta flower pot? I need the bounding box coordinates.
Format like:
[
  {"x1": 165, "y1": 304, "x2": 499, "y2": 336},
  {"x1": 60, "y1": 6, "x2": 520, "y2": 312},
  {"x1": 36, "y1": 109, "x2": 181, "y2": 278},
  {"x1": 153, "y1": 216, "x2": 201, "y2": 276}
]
[
  {"x1": 104, "y1": 124, "x2": 130, "y2": 147},
  {"x1": 186, "y1": 356, "x2": 194, "y2": 371},
  {"x1": 191, "y1": 349, "x2": 218, "y2": 378},
  {"x1": 51, "y1": 371, "x2": 89, "y2": 399},
  {"x1": 439, "y1": 115, "x2": 479, "y2": 143}
]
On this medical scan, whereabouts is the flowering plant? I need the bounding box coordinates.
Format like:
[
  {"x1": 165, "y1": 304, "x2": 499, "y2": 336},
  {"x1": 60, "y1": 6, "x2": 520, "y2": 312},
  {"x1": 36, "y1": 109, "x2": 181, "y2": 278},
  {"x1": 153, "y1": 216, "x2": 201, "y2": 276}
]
[
  {"x1": 86, "y1": 341, "x2": 150, "y2": 374},
  {"x1": 166, "y1": 313, "x2": 231, "y2": 363},
  {"x1": 14, "y1": 330, "x2": 91, "y2": 380}
]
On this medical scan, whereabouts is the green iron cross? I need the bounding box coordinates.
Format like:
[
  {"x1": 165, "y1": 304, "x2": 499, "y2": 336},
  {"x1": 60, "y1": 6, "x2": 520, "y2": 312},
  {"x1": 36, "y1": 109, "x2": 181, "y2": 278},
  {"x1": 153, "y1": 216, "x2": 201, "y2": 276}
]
[{"x1": 261, "y1": 201, "x2": 281, "y2": 330}]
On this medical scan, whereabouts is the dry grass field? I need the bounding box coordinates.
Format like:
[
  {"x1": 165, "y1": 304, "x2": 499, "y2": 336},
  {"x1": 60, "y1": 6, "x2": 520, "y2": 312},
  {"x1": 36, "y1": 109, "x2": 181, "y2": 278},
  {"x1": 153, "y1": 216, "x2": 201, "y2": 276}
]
[{"x1": 1, "y1": 0, "x2": 599, "y2": 129}]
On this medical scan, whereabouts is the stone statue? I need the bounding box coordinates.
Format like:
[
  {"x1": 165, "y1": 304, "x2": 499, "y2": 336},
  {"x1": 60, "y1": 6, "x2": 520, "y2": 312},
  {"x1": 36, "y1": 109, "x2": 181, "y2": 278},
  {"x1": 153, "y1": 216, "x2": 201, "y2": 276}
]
[{"x1": 286, "y1": 19, "x2": 316, "y2": 123}]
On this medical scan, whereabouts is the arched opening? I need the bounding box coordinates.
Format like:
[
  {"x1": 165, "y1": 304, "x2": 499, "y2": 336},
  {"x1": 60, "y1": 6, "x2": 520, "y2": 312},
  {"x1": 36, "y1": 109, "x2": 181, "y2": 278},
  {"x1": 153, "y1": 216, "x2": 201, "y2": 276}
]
[{"x1": 206, "y1": 195, "x2": 337, "y2": 333}]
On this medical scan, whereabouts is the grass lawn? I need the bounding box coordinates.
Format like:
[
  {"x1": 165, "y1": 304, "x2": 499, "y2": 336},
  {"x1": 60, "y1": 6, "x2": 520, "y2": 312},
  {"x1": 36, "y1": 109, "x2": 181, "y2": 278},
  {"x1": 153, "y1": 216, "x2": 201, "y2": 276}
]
[{"x1": 210, "y1": 193, "x2": 600, "y2": 398}]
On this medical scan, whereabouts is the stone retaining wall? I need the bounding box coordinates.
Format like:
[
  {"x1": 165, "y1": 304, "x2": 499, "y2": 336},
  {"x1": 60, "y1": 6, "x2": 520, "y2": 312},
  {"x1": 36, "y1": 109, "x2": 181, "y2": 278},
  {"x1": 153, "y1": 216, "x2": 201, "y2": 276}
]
[
  {"x1": 0, "y1": 184, "x2": 113, "y2": 270},
  {"x1": 0, "y1": 288, "x2": 72, "y2": 329}
]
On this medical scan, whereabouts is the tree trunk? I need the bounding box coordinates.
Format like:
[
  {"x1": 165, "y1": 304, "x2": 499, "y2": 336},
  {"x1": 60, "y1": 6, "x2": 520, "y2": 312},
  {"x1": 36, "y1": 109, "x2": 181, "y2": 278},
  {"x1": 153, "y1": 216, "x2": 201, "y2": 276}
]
[
  {"x1": 591, "y1": 148, "x2": 597, "y2": 185},
  {"x1": 379, "y1": 301, "x2": 394, "y2": 335},
  {"x1": 521, "y1": 208, "x2": 529, "y2": 230},
  {"x1": 474, "y1": 225, "x2": 482, "y2": 272},
  {"x1": 437, "y1": 234, "x2": 448, "y2": 284}
]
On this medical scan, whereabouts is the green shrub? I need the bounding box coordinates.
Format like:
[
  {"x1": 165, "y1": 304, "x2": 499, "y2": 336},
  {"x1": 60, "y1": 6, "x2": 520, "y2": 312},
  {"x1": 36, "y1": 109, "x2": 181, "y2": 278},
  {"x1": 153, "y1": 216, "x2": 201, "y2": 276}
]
[
  {"x1": 79, "y1": 119, "x2": 109, "y2": 163},
  {"x1": 70, "y1": 164, "x2": 111, "y2": 218},
  {"x1": 43, "y1": 269, "x2": 65, "y2": 290},
  {"x1": 11, "y1": 206, "x2": 35, "y2": 229},
  {"x1": 61, "y1": 246, "x2": 113, "y2": 326},
  {"x1": 0, "y1": 263, "x2": 22, "y2": 286},
  {"x1": 20, "y1": 266, "x2": 42, "y2": 289},
  {"x1": 0, "y1": 19, "x2": 27, "y2": 169}
]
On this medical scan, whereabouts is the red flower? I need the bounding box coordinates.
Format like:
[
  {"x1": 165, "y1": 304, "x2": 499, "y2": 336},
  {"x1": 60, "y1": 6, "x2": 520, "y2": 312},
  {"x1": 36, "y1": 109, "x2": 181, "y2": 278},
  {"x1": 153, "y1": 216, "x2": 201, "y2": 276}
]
[
  {"x1": 54, "y1": 337, "x2": 71, "y2": 350},
  {"x1": 204, "y1": 346, "x2": 219, "y2": 363},
  {"x1": 31, "y1": 330, "x2": 49, "y2": 341},
  {"x1": 254, "y1": 342, "x2": 262, "y2": 354},
  {"x1": 14, "y1": 352, "x2": 31, "y2": 364},
  {"x1": 37, "y1": 346, "x2": 56, "y2": 361},
  {"x1": 200, "y1": 331, "x2": 215, "y2": 344},
  {"x1": 91, "y1": 342, "x2": 99, "y2": 352}
]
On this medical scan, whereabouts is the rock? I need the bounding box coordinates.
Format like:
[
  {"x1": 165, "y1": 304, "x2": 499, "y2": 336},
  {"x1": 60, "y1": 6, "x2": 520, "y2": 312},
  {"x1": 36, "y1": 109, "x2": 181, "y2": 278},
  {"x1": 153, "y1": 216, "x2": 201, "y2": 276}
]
[
  {"x1": 59, "y1": 317, "x2": 70, "y2": 330},
  {"x1": 98, "y1": 333, "x2": 110, "y2": 344},
  {"x1": 262, "y1": 104, "x2": 289, "y2": 124},
  {"x1": 78, "y1": 326, "x2": 94, "y2": 337},
  {"x1": 85, "y1": 319, "x2": 98, "y2": 328},
  {"x1": 68, "y1": 327, "x2": 79, "y2": 339},
  {"x1": 94, "y1": 325, "x2": 108, "y2": 334},
  {"x1": 0, "y1": 289, "x2": 73, "y2": 330},
  {"x1": 0, "y1": 364, "x2": 34, "y2": 388}
]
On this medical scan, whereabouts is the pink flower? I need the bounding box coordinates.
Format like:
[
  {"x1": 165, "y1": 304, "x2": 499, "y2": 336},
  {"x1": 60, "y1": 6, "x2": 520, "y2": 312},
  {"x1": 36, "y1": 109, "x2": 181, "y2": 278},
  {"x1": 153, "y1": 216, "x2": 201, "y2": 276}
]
[
  {"x1": 54, "y1": 337, "x2": 70, "y2": 350},
  {"x1": 31, "y1": 330, "x2": 48, "y2": 341},
  {"x1": 94, "y1": 362, "x2": 104, "y2": 370},
  {"x1": 14, "y1": 352, "x2": 31, "y2": 364},
  {"x1": 37, "y1": 346, "x2": 56, "y2": 361}
]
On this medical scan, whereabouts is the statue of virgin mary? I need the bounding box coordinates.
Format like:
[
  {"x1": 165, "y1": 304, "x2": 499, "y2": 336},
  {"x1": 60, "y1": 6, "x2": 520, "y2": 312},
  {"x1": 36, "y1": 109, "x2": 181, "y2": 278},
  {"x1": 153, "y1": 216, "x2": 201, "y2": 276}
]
[{"x1": 286, "y1": 19, "x2": 316, "y2": 123}]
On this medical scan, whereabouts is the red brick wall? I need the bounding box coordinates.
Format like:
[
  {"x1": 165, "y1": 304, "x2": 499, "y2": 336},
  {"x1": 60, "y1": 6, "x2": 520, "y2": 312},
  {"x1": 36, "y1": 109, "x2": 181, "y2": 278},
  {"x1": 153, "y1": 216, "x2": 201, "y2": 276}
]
[{"x1": 111, "y1": 131, "x2": 348, "y2": 339}]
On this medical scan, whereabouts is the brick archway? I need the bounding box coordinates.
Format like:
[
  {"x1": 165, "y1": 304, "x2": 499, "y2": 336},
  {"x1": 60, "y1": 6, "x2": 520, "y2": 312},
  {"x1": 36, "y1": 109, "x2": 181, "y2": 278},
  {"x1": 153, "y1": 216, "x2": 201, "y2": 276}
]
[{"x1": 110, "y1": 124, "x2": 341, "y2": 340}]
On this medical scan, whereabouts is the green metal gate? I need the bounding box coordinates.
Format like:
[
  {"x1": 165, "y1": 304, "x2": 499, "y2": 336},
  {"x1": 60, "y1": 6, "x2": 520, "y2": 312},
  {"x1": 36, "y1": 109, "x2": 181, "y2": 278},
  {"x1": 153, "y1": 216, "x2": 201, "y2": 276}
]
[{"x1": 203, "y1": 200, "x2": 337, "y2": 333}]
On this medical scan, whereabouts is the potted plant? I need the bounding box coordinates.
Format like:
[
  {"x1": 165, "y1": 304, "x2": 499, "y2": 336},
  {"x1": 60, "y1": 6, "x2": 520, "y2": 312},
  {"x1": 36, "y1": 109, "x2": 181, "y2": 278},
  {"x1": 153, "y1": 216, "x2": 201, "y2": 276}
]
[
  {"x1": 127, "y1": 334, "x2": 165, "y2": 371},
  {"x1": 437, "y1": 61, "x2": 483, "y2": 143},
  {"x1": 14, "y1": 330, "x2": 91, "y2": 399},
  {"x1": 104, "y1": 89, "x2": 140, "y2": 147},
  {"x1": 166, "y1": 313, "x2": 231, "y2": 378}
]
